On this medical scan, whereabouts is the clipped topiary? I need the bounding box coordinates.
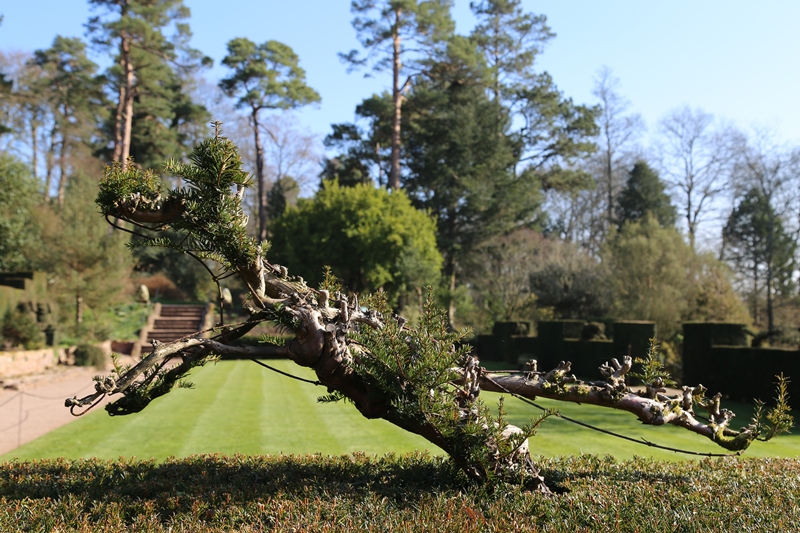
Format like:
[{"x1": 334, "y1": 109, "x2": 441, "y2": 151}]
[
  {"x1": 1, "y1": 309, "x2": 45, "y2": 350},
  {"x1": 73, "y1": 344, "x2": 106, "y2": 369}
]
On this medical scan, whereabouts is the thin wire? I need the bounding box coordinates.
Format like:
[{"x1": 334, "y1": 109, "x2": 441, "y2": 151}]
[
  {"x1": 483, "y1": 375, "x2": 742, "y2": 458},
  {"x1": 248, "y1": 358, "x2": 321, "y2": 386},
  {"x1": 0, "y1": 392, "x2": 21, "y2": 409}
]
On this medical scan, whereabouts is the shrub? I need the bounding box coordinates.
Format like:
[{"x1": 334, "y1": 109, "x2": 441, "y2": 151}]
[
  {"x1": 1, "y1": 455, "x2": 799, "y2": 532},
  {"x1": 73, "y1": 344, "x2": 106, "y2": 369},
  {"x1": 1, "y1": 309, "x2": 44, "y2": 350}
]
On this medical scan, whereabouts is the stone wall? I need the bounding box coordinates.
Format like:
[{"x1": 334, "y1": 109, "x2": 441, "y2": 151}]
[
  {"x1": 0, "y1": 341, "x2": 112, "y2": 379},
  {"x1": 0, "y1": 348, "x2": 61, "y2": 379}
]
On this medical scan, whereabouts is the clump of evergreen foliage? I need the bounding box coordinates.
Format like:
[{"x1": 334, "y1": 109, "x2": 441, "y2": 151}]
[{"x1": 73, "y1": 344, "x2": 106, "y2": 368}]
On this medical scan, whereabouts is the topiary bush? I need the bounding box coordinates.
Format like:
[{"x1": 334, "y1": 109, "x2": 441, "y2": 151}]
[
  {"x1": 1, "y1": 308, "x2": 44, "y2": 350},
  {"x1": 73, "y1": 344, "x2": 106, "y2": 369}
]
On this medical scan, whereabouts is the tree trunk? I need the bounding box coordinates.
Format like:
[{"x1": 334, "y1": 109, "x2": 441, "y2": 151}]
[
  {"x1": 605, "y1": 126, "x2": 614, "y2": 228},
  {"x1": 113, "y1": 31, "x2": 134, "y2": 166},
  {"x1": 76, "y1": 294, "x2": 83, "y2": 325},
  {"x1": 686, "y1": 186, "x2": 696, "y2": 251},
  {"x1": 120, "y1": 34, "x2": 134, "y2": 165},
  {"x1": 57, "y1": 113, "x2": 68, "y2": 205},
  {"x1": 112, "y1": 66, "x2": 125, "y2": 162},
  {"x1": 252, "y1": 108, "x2": 267, "y2": 241},
  {"x1": 389, "y1": 8, "x2": 402, "y2": 191},
  {"x1": 766, "y1": 212, "x2": 776, "y2": 333},
  {"x1": 31, "y1": 119, "x2": 39, "y2": 183},
  {"x1": 753, "y1": 263, "x2": 760, "y2": 327},
  {"x1": 446, "y1": 254, "x2": 457, "y2": 328},
  {"x1": 44, "y1": 125, "x2": 56, "y2": 200}
]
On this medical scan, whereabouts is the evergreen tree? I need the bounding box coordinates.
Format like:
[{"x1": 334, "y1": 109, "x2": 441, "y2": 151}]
[
  {"x1": 220, "y1": 38, "x2": 320, "y2": 240},
  {"x1": 616, "y1": 160, "x2": 676, "y2": 228},
  {"x1": 270, "y1": 180, "x2": 442, "y2": 305},
  {"x1": 32, "y1": 36, "x2": 105, "y2": 201},
  {"x1": 0, "y1": 154, "x2": 40, "y2": 271},
  {"x1": 32, "y1": 173, "x2": 130, "y2": 332},
  {"x1": 400, "y1": 38, "x2": 537, "y2": 325},
  {"x1": 322, "y1": 95, "x2": 394, "y2": 187},
  {"x1": 722, "y1": 187, "x2": 796, "y2": 332},
  {"x1": 469, "y1": 0, "x2": 553, "y2": 102},
  {"x1": 265, "y1": 175, "x2": 299, "y2": 223},
  {"x1": 469, "y1": 0, "x2": 597, "y2": 181},
  {"x1": 0, "y1": 16, "x2": 9, "y2": 136},
  {"x1": 341, "y1": 0, "x2": 454, "y2": 189},
  {"x1": 86, "y1": 0, "x2": 209, "y2": 167}
]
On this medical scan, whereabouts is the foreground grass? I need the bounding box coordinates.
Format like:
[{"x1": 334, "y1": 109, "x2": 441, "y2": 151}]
[
  {"x1": 3, "y1": 360, "x2": 799, "y2": 462},
  {"x1": 1, "y1": 454, "x2": 799, "y2": 532}
]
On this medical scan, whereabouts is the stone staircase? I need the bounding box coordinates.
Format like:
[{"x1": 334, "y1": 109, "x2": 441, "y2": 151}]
[
  {"x1": 131, "y1": 303, "x2": 211, "y2": 358},
  {"x1": 147, "y1": 304, "x2": 206, "y2": 343}
]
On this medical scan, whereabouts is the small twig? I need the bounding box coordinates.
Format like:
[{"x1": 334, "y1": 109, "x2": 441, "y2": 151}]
[{"x1": 69, "y1": 393, "x2": 106, "y2": 417}]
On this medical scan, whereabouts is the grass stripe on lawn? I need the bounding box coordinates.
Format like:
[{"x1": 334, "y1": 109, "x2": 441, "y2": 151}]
[
  {"x1": 2, "y1": 360, "x2": 798, "y2": 463},
  {"x1": 0, "y1": 360, "x2": 437, "y2": 462}
]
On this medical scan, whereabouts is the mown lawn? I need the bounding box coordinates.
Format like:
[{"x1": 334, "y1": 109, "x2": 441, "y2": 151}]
[{"x1": 2, "y1": 359, "x2": 798, "y2": 462}]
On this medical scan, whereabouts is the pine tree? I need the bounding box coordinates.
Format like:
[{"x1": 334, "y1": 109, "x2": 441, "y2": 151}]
[
  {"x1": 341, "y1": 0, "x2": 454, "y2": 190},
  {"x1": 33, "y1": 173, "x2": 130, "y2": 332},
  {"x1": 722, "y1": 188, "x2": 796, "y2": 332},
  {"x1": 32, "y1": 36, "x2": 105, "y2": 201},
  {"x1": 615, "y1": 160, "x2": 676, "y2": 228},
  {"x1": 220, "y1": 38, "x2": 319, "y2": 241},
  {"x1": 0, "y1": 154, "x2": 41, "y2": 271},
  {"x1": 86, "y1": 0, "x2": 209, "y2": 167},
  {"x1": 469, "y1": 0, "x2": 553, "y2": 102}
]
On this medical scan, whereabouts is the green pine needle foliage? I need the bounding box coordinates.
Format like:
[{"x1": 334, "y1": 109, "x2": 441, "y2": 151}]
[
  {"x1": 630, "y1": 338, "x2": 677, "y2": 387},
  {"x1": 751, "y1": 373, "x2": 795, "y2": 441},
  {"x1": 350, "y1": 289, "x2": 550, "y2": 482},
  {"x1": 97, "y1": 122, "x2": 259, "y2": 276}
]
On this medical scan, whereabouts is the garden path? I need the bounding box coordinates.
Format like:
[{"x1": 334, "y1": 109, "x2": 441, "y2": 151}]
[{"x1": 0, "y1": 364, "x2": 120, "y2": 457}]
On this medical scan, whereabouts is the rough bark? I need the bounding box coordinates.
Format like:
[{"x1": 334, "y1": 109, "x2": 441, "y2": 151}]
[
  {"x1": 252, "y1": 108, "x2": 267, "y2": 241},
  {"x1": 113, "y1": 31, "x2": 134, "y2": 166},
  {"x1": 389, "y1": 7, "x2": 402, "y2": 191}
]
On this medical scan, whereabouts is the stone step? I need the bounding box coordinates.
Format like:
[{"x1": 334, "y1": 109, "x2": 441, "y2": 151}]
[
  {"x1": 154, "y1": 319, "x2": 201, "y2": 328},
  {"x1": 160, "y1": 305, "x2": 205, "y2": 316},
  {"x1": 142, "y1": 304, "x2": 206, "y2": 344}
]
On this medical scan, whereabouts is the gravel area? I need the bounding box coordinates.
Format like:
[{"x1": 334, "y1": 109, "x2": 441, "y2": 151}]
[{"x1": 0, "y1": 359, "x2": 135, "y2": 458}]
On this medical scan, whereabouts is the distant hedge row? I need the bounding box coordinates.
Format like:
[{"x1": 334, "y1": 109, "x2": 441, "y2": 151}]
[{"x1": 1, "y1": 454, "x2": 798, "y2": 532}]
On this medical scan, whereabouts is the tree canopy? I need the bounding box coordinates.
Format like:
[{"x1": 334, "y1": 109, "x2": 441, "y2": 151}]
[
  {"x1": 0, "y1": 154, "x2": 40, "y2": 271},
  {"x1": 616, "y1": 160, "x2": 676, "y2": 228},
  {"x1": 220, "y1": 37, "x2": 320, "y2": 240},
  {"x1": 270, "y1": 180, "x2": 442, "y2": 305}
]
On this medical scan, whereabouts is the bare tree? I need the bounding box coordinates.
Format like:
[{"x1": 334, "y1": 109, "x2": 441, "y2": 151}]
[
  {"x1": 66, "y1": 129, "x2": 792, "y2": 491},
  {"x1": 592, "y1": 66, "x2": 645, "y2": 233},
  {"x1": 261, "y1": 114, "x2": 321, "y2": 198},
  {"x1": 0, "y1": 51, "x2": 61, "y2": 196},
  {"x1": 658, "y1": 107, "x2": 740, "y2": 250}
]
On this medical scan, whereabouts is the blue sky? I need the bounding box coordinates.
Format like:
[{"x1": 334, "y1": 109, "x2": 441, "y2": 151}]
[{"x1": 2, "y1": 0, "x2": 800, "y2": 146}]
